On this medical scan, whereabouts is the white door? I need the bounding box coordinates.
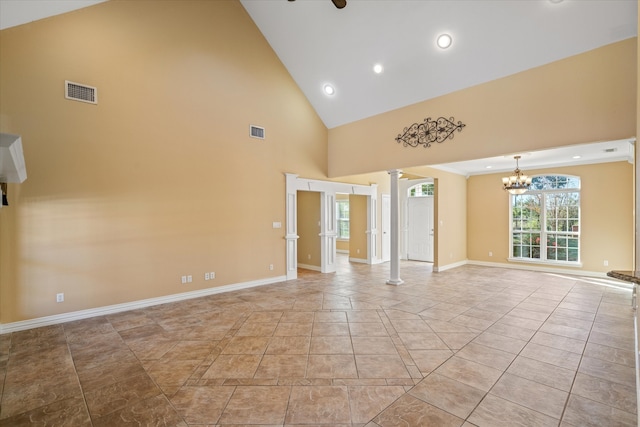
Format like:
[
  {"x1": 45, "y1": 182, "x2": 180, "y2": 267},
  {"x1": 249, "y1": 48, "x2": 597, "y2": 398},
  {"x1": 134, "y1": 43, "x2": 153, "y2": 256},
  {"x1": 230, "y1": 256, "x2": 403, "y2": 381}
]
[
  {"x1": 381, "y1": 194, "x2": 391, "y2": 262},
  {"x1": 407, "y1": 196, "x2": 434, "y2": 262}
]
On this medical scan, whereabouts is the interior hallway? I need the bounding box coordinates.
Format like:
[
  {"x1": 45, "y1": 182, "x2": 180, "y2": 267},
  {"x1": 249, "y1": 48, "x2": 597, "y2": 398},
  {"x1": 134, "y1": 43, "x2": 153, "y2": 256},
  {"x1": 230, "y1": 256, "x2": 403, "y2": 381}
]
[{"x1": 0, "y1": 255, "x2": 636, "y2": 426}]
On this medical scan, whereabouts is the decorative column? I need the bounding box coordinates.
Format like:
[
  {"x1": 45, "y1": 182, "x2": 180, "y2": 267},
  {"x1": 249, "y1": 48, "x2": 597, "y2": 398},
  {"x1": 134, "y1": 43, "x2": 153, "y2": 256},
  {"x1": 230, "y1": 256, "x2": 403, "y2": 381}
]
[
  {"x1": 285, "y1": 173, "x2": 299, "y2": 280},
  {"x1": 387, "y1": 169, "x2": 404, "y2": 285},
  {"x1": 320, "y1": 191, "x2": 337, "y2": 273}
]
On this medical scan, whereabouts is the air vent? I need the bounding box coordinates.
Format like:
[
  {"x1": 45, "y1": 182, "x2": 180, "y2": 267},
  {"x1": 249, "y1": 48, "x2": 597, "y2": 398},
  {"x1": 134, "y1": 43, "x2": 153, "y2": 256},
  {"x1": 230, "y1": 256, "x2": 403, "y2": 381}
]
[
  {"x1": 65, "y1": 80, "x2": 97, "y2": 104},
  {"x1": 604, "y1": 148, "x2": 617, "y2": 153},
  {"x1": 249, "y1": 125, "x2": 265, "y2": 140}
]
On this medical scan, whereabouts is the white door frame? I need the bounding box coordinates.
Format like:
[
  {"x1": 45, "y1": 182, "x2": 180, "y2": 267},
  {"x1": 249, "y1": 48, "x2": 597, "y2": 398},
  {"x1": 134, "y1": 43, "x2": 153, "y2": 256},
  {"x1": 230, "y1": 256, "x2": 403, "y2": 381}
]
[
  {"x1": 400, "y1": 178, "x2": 434, "y2": 260},
  {"x1": 285, "y1": 173, "x2": 378, "y2": 280},
  {"x1": 381, "y1": 194, "x2": 391, "y2": 262}
]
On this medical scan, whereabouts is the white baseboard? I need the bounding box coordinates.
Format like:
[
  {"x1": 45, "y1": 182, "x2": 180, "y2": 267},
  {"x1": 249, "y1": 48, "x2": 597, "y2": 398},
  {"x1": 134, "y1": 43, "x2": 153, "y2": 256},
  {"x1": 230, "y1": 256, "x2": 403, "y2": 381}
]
[
  {"x1": 297, "y1": 263, "x2": 321, "y2": 272},
  {"x1": 336, "y1": 249, "x2": 349, "y2": 254},
  {"x1": 466, "y1": 260, "x2": 609, "y2": 278},
  {"x1": 434, "y1": 260, "x2": 468, "y2": 272},
  {"x1": 0, "y1": 275, "x2": 287, "y2": 335},
  {"x1": 349, "y1": 257, "x2": 368, "y2": 264}
]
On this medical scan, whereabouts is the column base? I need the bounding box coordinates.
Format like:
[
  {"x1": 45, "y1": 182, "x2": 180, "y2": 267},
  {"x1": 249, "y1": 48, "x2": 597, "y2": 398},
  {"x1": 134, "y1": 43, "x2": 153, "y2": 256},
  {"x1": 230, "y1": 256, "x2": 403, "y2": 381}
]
[{"x1": 386, "y1": 278, "x2": 404, "y2": 286}]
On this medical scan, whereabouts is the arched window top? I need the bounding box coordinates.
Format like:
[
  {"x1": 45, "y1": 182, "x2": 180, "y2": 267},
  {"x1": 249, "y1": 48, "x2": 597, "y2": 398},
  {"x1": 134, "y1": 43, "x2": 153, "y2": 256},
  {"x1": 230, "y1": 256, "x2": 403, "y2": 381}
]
[
  {"x1": 529, "y1": 175, "x2": 580, "y2": 191},
  {"x1": 408, "y1": 182, "x2": 434, "y2": 197}
]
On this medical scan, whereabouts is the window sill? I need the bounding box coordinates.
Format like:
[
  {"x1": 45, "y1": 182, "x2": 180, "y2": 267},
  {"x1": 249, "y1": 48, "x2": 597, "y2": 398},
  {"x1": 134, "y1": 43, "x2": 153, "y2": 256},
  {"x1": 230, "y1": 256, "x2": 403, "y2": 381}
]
[
  {"x1": 508, "y1": 257, "x2": 582, "y2": 268},
  {"x1": 337, "y1": 238, "x2": 350, "y2": 242}
]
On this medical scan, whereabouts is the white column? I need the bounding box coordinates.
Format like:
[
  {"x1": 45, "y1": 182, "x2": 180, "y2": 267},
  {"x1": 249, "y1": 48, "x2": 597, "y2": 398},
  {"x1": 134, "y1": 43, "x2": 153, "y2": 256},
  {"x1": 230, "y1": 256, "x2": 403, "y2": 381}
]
[
  {"x1": 387, "y1": 169, "x2": 404, "y2": 285},
  {"x1": 367, "y1": 185, "x2": 378, "y2": 264},
  {"x1": 285, "y1": 173, "x2": 299, "y2": 280},
  {"x1": 320, "y1": 191, "x2": 337, "y2": 273}
]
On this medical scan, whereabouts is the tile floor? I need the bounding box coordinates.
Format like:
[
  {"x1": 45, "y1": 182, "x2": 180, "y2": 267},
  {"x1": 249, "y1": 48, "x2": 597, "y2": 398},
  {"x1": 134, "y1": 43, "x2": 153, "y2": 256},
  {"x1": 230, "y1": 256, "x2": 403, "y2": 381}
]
[{"x1": 0, "y1": 256, "x2": 637, "y2": 426}]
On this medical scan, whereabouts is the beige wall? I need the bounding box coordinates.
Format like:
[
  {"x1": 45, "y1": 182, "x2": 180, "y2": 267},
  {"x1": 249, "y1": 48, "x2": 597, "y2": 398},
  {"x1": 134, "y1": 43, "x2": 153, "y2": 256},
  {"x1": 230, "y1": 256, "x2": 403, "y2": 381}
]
[
  {"x1": 348, "y1": 195, "x2": 368, "y2": 260},
  {"x1": 296, "y1": 191, "x2": 321, "y2": 268},
  {"x1": 329, "y1": 39, "x2": 637, "y2": 178},
  {"x1": 467, "y1": 161, "x2": 634, "y2": 273},
  {"x1": 0, "y1": 0, "x2": 329, "y2": 323}
]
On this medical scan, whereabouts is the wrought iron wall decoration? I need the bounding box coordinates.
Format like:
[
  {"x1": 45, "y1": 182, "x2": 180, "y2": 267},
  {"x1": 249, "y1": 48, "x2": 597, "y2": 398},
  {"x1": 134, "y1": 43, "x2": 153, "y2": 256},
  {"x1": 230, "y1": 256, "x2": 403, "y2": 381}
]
[{"x1": 396, "y1": 116, "x2": 466, "y2": 148}]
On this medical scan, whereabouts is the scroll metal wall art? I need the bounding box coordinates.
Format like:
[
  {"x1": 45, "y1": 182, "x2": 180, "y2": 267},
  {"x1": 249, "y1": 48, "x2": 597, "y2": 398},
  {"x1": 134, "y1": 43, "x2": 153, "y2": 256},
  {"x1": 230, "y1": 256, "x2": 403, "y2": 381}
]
[{"x1": 396, "y1": 116, "x2": 466, "y2": 148}]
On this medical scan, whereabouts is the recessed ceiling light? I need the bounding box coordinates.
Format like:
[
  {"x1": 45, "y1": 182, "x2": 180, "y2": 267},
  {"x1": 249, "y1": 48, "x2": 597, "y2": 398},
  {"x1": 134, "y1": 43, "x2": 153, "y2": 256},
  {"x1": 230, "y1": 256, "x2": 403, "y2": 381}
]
[
  {"x1": 373, "y1": 64, "x2": 384, "y2": 74},
  {"x1": 437, "y1": 34, "x2": 452, "y2": 49},
  {"x1": 572, "y1": 155, "x2": 581, "y2": 159},
  {"x1": 323, "y1": 84, "x2": 335, "y2": 96},
  {"x1": 485, "y1": 166, "x2": 493, "y2": 169},
  {"x1": 549, "y1": 0, "x2": 564, "y2": 3}
]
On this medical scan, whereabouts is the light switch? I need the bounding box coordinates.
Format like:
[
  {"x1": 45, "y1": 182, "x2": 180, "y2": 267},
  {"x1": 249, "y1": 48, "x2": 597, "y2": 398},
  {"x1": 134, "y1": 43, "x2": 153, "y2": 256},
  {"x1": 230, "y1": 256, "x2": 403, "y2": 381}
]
[{"x1": 272, "y1": 221, "x2": 282, "y2": 229}]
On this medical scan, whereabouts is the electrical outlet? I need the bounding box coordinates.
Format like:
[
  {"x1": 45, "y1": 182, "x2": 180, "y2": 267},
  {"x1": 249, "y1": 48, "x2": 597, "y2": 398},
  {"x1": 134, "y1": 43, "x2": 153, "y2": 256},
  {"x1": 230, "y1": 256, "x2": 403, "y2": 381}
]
[
  {"x1": 489, "y1": 251, "x2": 493, "y2": 257},
  {"x1": 269, "y1": 264, "x2": 274, "y2": 271},
  {"x1": 604, "y1": 260, "x2": 609, "y2": 267},
  {"x1": 210, "y1": 271, "x2": 215, "y2": 279},
  {"x1": 181, "y1": 276, "x2": 187, "y2": 284},
  {"x1": 187, "y1": 275, "x2": 192, "y2": 283},
  {"x1": 205, "y1": 272, "x2": 210, "y2": 280},
  {"x1": 56, "y1": 293, "x2": 64, "y2": 303}
]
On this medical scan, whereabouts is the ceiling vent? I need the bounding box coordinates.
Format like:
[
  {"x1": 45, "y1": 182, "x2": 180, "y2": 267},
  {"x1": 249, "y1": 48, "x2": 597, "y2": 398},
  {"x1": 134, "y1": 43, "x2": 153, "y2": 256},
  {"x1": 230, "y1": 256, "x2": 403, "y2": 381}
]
[
  {"x1": 249, "y1": 125, "x2": 265, "y2": 140},
  {"x1": 65, "y1": 80, "x2": 97, "y2": 104},
  {"x1": 604, "y1": 148, "x2": 617, "y2": 153}
]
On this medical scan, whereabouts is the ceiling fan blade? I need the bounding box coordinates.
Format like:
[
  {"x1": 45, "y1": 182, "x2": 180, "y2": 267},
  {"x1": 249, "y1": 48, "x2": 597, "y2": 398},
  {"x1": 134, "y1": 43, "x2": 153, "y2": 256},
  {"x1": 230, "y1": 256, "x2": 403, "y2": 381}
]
[{"x1": 331, "y1": 0, "x2": 347, "y2": 9}]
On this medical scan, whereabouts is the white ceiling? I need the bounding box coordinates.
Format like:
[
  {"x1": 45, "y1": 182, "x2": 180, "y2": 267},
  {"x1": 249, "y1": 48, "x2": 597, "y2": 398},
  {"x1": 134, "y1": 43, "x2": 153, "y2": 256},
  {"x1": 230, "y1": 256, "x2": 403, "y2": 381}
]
[{"x1": 1, "y1": 0, "x2": 637, "y2": 175}]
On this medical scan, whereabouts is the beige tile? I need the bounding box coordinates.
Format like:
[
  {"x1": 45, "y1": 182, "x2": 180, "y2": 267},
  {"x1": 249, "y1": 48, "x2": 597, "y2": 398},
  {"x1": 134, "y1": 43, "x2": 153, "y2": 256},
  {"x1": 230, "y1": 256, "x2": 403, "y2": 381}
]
[
  {"x1": 349, "y1": 322, "x2": 389, "y2": 337},
  {"x1": 578, "y1": 356, "x2": 635, "y2": 388},
  {"x1": 372, "y1": 393, "x2": 464, "y2": 427},
  {"x1": 312, "y1": 322, "x2": 351, "y2": 336},
  {"x1": 507, "y1": 356, "x2": 576, "y2": 392},
  {"x1": 285, "y1": 386, "x2": 351, "y2": 424},
  {"x1": 218, "y1": 385, "x2": 290, "y2": 424},
  {"x1": 273, "y1": 322, "x2": 313, "y2": 336},
  {"x1": 356, "y1": 354, "x2": 411, "y2": 379},
  {"x1": 93, "y1": 394, "x2": 185, "y2": 427},
  {"x1": 398, "y1": 332, "x2": 449, "y2": 350},
  {"x1": 0, "y1": 396, "x2": 92, "y2": 427},
  {"x1": 455, "y1": 342, "x2": 516, "y2": 371},
  {"x1": 472, "y1": 331, "x2": 528, "y2": 354},
  {"x1": 84, "y1": 373, "x2": 160, "y2": 418},
  {"x1": 571, "y1": 372, "x2": 636, "y2": 414},
  {"x1": 490, "y1": 372, "x2": 568, "y2": 418},
  {"x1": 235, "y1": 321, "x2": 278, "y2": 337},
  {"x1": 280, "y1": 311, "x2": 314, "y2": 323},
  {"x1": 221, "y1": 336, "x2": 270, "y2": 354},
  {"x1": 265, "y1": 336, "x2": 310, "y2": 355},
  {"x1": 562, "y1": 394, "x2": 636, "y2": 427},
  {"x1": 468, "y1": 394, "x2": 559, "y2": 427},
  {"x1": 583, "y1": 342, "x2": 635, "y2": 368},
  {"x1": 169, "y1": 386, "x2": 234, "y2": 424},
  {"x1": 202, "y1": 354, "x2": 261, "y2": 379},
  {"x1": 309, "y1": 336, "x2": 354, "y2": 354},
  {"x1": 315, "y1": 311, "x2": 347, "y2": 322},
  {"x1": 434, "y1": 356, "x2": 503, "y2": 391},
  {"x1": 352, "y1": 336, "x2": 398, "y2": 355},
  {"x1": 254, "y1": 354, "x2": 308, "y2": 378},
  {"x1": 437, "y1": 333, "x2": 478, "y2": 350},
  {"x1": 407, "y1": 349, "x2": 454, "y2": 374},
  {"x1": 348, "y1": 385, "x2": 405, "y2": 424},
  {"x1": 347, "y1": 310, "x2": 383, "y2": 323},
  {"x1": 307, "y1": 354, "x2": 358, "y2": 378},
  {"x1": 520, "y1": 342, "x2": 581, "y2": 370},
  {"x1": 530, "y1": 331, "x2": 586, "y2": 354},
  {"x1": 409, "y1": 373, "x2": 485, "y2": 419}
]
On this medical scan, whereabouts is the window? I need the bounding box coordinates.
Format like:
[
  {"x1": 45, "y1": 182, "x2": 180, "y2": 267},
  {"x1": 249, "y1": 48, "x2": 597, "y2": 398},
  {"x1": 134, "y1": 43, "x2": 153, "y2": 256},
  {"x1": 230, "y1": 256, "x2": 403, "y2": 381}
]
[
  {"x1": 510, "y1": 175, "x2": 580, "y2": 264},
  {"x1": 336, "y1": 200, "x2": 349, "y2": 239},
  {"x1": 409, "y1": 182, "x2": 434, "y2": 197}
]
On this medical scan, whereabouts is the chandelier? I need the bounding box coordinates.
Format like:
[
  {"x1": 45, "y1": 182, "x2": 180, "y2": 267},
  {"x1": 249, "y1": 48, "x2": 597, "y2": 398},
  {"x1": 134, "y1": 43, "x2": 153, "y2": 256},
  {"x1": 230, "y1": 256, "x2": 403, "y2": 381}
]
[{"x1": 502, "y1": 156, "x2": 531, "y2": 195}]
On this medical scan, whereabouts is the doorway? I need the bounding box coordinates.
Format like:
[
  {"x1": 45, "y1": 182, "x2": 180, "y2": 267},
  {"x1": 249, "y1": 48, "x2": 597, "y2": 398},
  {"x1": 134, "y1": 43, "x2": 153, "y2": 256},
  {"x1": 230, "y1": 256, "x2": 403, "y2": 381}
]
[{"x1": 405, "y1": 181, "x2": 434, "y2": 263}]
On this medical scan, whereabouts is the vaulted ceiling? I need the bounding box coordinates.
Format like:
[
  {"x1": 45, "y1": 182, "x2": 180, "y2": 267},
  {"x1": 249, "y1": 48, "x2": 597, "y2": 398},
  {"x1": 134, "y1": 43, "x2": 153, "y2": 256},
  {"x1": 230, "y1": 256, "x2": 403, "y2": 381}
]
[{"x1": 1, "y1": 0, "x2": 637, "y2": 174}]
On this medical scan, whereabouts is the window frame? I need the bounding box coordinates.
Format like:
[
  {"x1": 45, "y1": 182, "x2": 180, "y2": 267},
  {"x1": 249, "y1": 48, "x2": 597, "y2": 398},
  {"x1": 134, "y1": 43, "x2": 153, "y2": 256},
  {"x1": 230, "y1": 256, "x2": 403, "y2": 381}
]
[
  {"x1": 336, "y1": 199, "x2": 350, "y2": 240},
  {"x1": 508, "y1": 174, "x2": 582, "y2": 267}
]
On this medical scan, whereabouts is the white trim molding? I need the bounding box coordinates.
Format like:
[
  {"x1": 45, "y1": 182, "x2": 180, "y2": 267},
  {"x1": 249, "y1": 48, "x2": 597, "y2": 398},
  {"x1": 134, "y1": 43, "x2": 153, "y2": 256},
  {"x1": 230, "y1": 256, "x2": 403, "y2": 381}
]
[
  {"x1": 0, "y1": 275, "x2": 286, "y2": 335},
  {"x1": 297, "y1": 263, "x2": 322, "y2": 272}
]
